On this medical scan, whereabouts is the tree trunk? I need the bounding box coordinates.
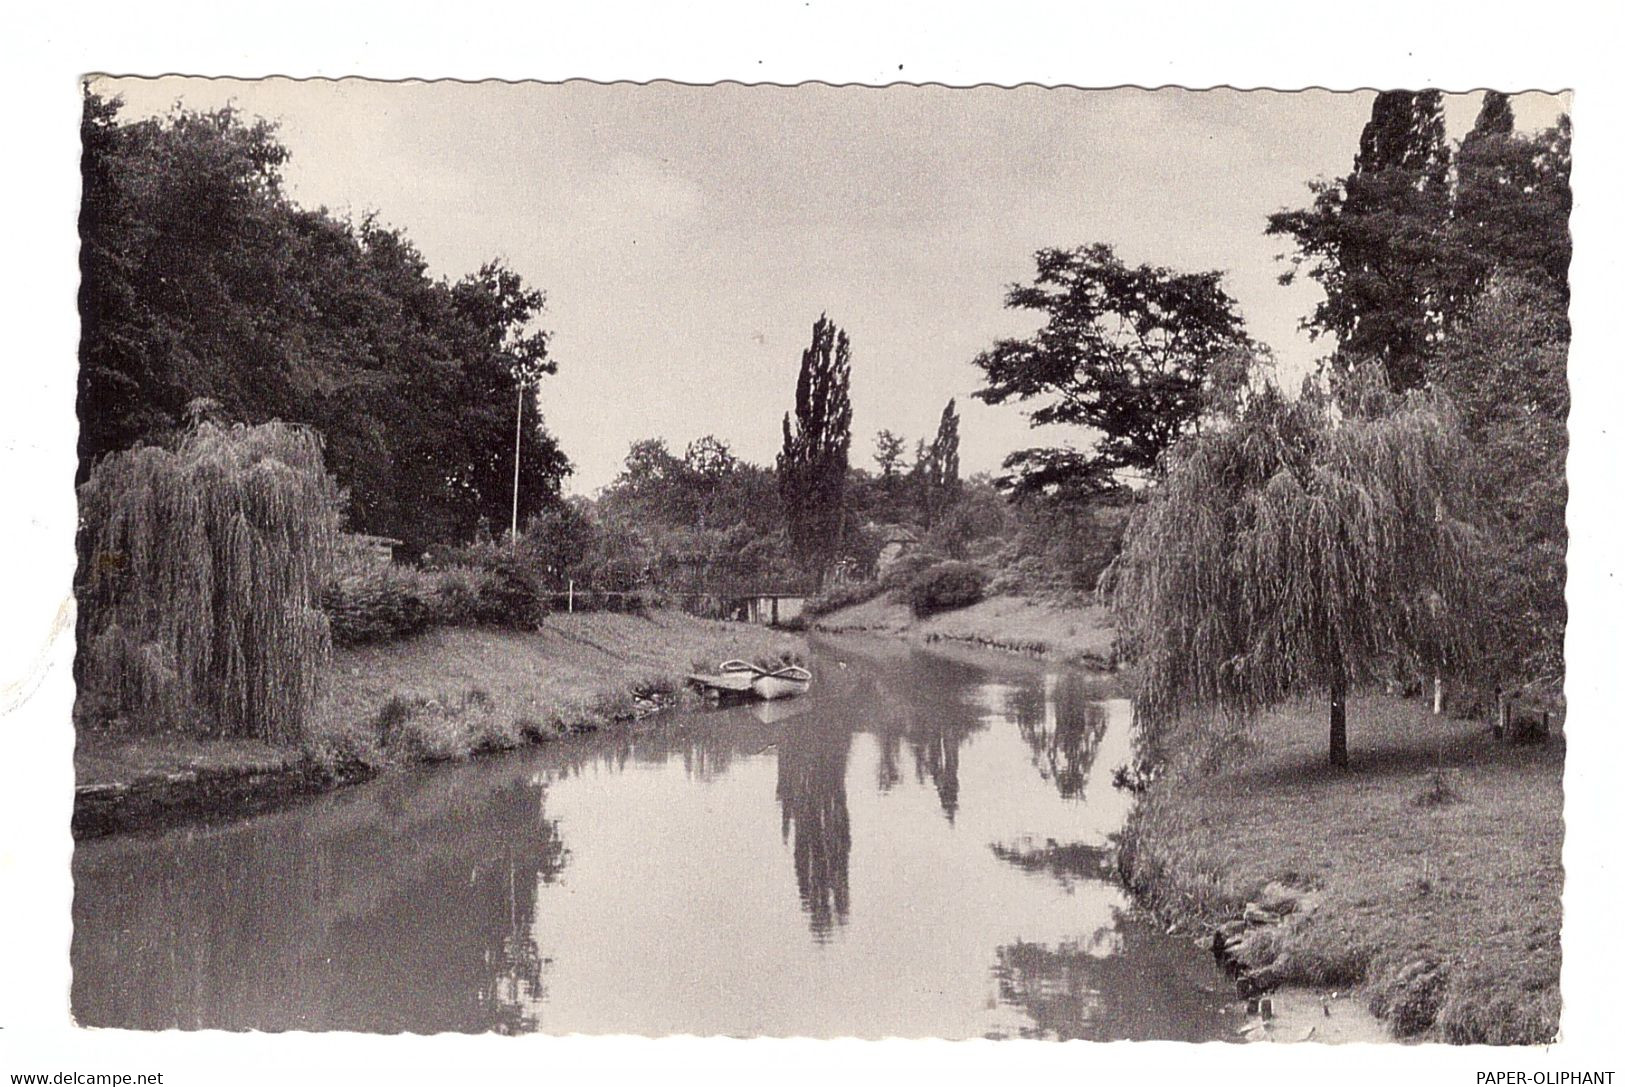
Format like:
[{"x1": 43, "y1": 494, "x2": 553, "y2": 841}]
[
  {"x1": 1329, "y1": 673, "x2": 1349, "y2": 768},
  {"x1": 1433, "y1": 673, "x2": 1443, "y2": 715}
]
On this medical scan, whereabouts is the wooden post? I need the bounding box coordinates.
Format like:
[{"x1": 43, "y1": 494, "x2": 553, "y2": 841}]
[
  {"x1": 1433, "y1": 673, "x2": 1443, "y2": 715},
  {"x1": 567, "y1": 579, "x2": 574, "y2": 613}
]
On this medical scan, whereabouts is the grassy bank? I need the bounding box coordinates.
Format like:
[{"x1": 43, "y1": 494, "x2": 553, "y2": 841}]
[
  {"x1": 1118, "y1": 692, "x2": 1563, "y2": 1044},
  {"x1": 813, "y1": 591, "x2": 1116, "y2": 666},
  {"x1": 75, "y1": 609, "x2": 801, "y2": 835}
]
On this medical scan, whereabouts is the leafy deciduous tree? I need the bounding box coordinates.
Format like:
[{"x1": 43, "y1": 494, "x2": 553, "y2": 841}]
[
  {"x1": 1268, "y1": 90, "x2": 1570, "y2": 394},
  {"x1": 972, "y1": 244, "x2": 1253, "y2": 497},
  {"x1": 1268, "y1": 91, "x2": 1454, "y2": 391},
  {"x1": 77, "y1": 89, "x2": 570, "y2": 556},
  {"x1": 872, "y1": 429, "x2": 908, "y2": 519},
  {"x1": 1454, "y1": 99, "x2": 1572, "y2": 305},
  {"x1": 77, "y1": 421, "x2": 340, "y2": 743},
  {"x1": 1434, "y1": 273, "x2": 1568, "y2": 684}
]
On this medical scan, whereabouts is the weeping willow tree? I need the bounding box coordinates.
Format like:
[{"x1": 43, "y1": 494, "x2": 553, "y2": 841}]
[
  {"x1": 1107, "y1": 371, "x2": 1478, "y2": 767},
  {"x1": 77, "y1": 420, "x2": 340, "y2": 745}
]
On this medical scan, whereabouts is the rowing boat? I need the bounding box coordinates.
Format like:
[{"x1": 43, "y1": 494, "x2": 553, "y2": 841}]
[
  {"x1": 747, "y1": 664, "x2": 812, "y2": 701},
  {"x1": 686, "y1": 659, "x2": 813, "y2": 701}
]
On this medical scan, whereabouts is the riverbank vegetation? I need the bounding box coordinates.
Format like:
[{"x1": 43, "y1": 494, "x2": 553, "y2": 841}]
[
  {"x1": 1107, "y1": 371, "x2": 1478, "y2": 767},
  {"x1": 78, "y1": 93, "x2": 570, "y2": 557},
  {"x1": 75, "y1": 82, "x2": 1569, "y2": 1042},
  {"x1": 76, "y1": 420, "x2": 340, "y2": 745},
  {"x1": 310, "y1": 610, "x2": 801, "y2": 771},
  {"x1": 1119, "y1": 690, "x2": 1563, "y2": 1043},
  {"x1": 76, "y1": 609, "x2": 800, "y2": 833},
  {"x1": 1104, "y1": 91, "x2": 1569, "y2": 1043},
  {"x1": 814, "y1": 593, "x2": 1115, "y2": 667}
]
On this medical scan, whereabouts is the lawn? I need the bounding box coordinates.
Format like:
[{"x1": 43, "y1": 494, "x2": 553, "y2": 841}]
[
  {"x1": 814, "y1": 591, "x2": 1116, "y2": 666},
  {"x1": 77, "y1": 610, "x2": 801, "y2": 812},
  {"x1": 310, "y1": 609, "x2": 802, "y2": 766},
  {"x1": 1119, "y1": 691, "x2": 1563, "y2": 1044}
]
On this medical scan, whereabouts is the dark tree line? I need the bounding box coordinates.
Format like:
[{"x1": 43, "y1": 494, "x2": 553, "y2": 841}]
[
  {"x1": 1268, "y1": 89, "x2": 1571, "y2": 683},
  {"x1": 590, "y1": 435, "x2": 798, "y2": 592},
  {"x1": 1107, "y1": 89, "x2": 1572, "y2": 770},
  {"x1": 1267, "y1": 90, "x2": 1571, "y2": 392},
  {"x1": 78, "y1": 89, "x2": 570, "y2": 556}
]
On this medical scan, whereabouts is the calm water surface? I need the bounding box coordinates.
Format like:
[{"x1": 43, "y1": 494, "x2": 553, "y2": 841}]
[{"x1": 72, "y1": 635, "x2": 1236, "y2": 1039}]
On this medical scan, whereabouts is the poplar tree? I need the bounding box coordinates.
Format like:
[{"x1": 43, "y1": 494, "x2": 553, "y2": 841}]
[
  {"x1": 778, "y1": 314, "x2": 853, "y2": 588},
  {"x1": 1268, "y1": 90, "x2": 1454, "y2": 391},
  {"x1": 918, "y1": 399, "x2": 961, "y2": 529}
]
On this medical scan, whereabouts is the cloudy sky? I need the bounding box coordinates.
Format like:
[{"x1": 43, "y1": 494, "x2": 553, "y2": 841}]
[{"x1": 95, "y1": 78, "x2": 1568, "y2": 493}]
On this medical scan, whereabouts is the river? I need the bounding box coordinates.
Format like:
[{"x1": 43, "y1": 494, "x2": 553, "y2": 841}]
[{"x1": 71, "y1": 635, "x2": 1237, "y2": 1039}]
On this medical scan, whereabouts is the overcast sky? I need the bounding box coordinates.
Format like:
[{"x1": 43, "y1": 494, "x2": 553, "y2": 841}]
[{"x1": 94, "y1": 78, "x2": 1568, "y2": 494}]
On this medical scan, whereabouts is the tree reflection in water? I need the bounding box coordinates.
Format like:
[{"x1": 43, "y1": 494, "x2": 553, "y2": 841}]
[
  {"x1": 910, "y1": 721, "x2": 964, "y2": 822},
  {"x1": 775, "y1": 716, "x2": 852, "y2": 940},
  {"x1": 987, "y1": 837, "x2": 1116, "y2": 892},
  {"x1": 864, "y1": 654, "x2": 990, "y2": 824},
  {"x1": 875, "y1": 732, "x2": 903, "y2": 793},
  {"x1": 72, "y1": 760, "x2": 568, "y2": 1033},
  {"x1": 1004, "y1": 674, "x2": 1109, "y2": 800},
  {"x1": 542, "y1": 721, "x2": 742, "y2": 785},
  {"x1": 990, "y1": 925, "x2": 1234, "y2": 1042}
]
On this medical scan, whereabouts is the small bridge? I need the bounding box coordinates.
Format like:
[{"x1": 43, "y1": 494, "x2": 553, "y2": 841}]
[{"x1": 672, "y1": 589, "x2": 810, "y2": 626}]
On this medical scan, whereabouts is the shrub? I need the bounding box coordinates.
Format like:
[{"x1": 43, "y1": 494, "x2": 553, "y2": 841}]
[
  {"x1": 304, "y1": 720, "x2": 384, "y2": 777},
  {"x1": 879, "y1": 551, "x2": 944, "y2": 597},
  {"x1": 323, "y1": 566, "x2": 438, "y2": 647},
  {"x1": 804, "y1": 579, "x2": 884, "y2": 617},
  {"x1": 606, "y1": 588, "x2": 659, "y2": 614},
  {"x1": 369, "y1": 688, "x2": 527, "y2": 762},
  {"x1": 325, "y1": 553, "x2": 553, "y2": 645},
  {"x1": 905, "y1": 560, "x2": 988, "y2": 617},
  {"x1": 430, "y1": 565, "x2": 490, "y2": 627},
  {"x1": 468, "y1": 550, "x2": 549, "y2": 629}
]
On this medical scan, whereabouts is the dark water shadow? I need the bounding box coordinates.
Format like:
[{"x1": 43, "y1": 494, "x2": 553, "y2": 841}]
[
  {"x1": 73, "y1": 756, "x2": 564, "y2": 1033},
  {"x1": 991, "y1": 924, "x2": 1236, "y2": 1042}
]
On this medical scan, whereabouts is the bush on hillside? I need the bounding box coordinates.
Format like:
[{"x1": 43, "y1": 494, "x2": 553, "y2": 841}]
[
  {"x1": 468, "y1": 550, "x2": 550, "y2": 628},
  {"x1": 878, "y1": 551, "x2": 945, "y2": 597},
  {"x1": 323, "y1": 566, "x2": 438, "y2": 647},
  {"x1": 905, "y1": 560, "x2": 988, "y2": 617},
  {"x1": 325, "y1": 558, "x2": 550, "y2": 647},
  {"x1": 804, "y1": 579, "x2": 884, "y2": 617}
]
